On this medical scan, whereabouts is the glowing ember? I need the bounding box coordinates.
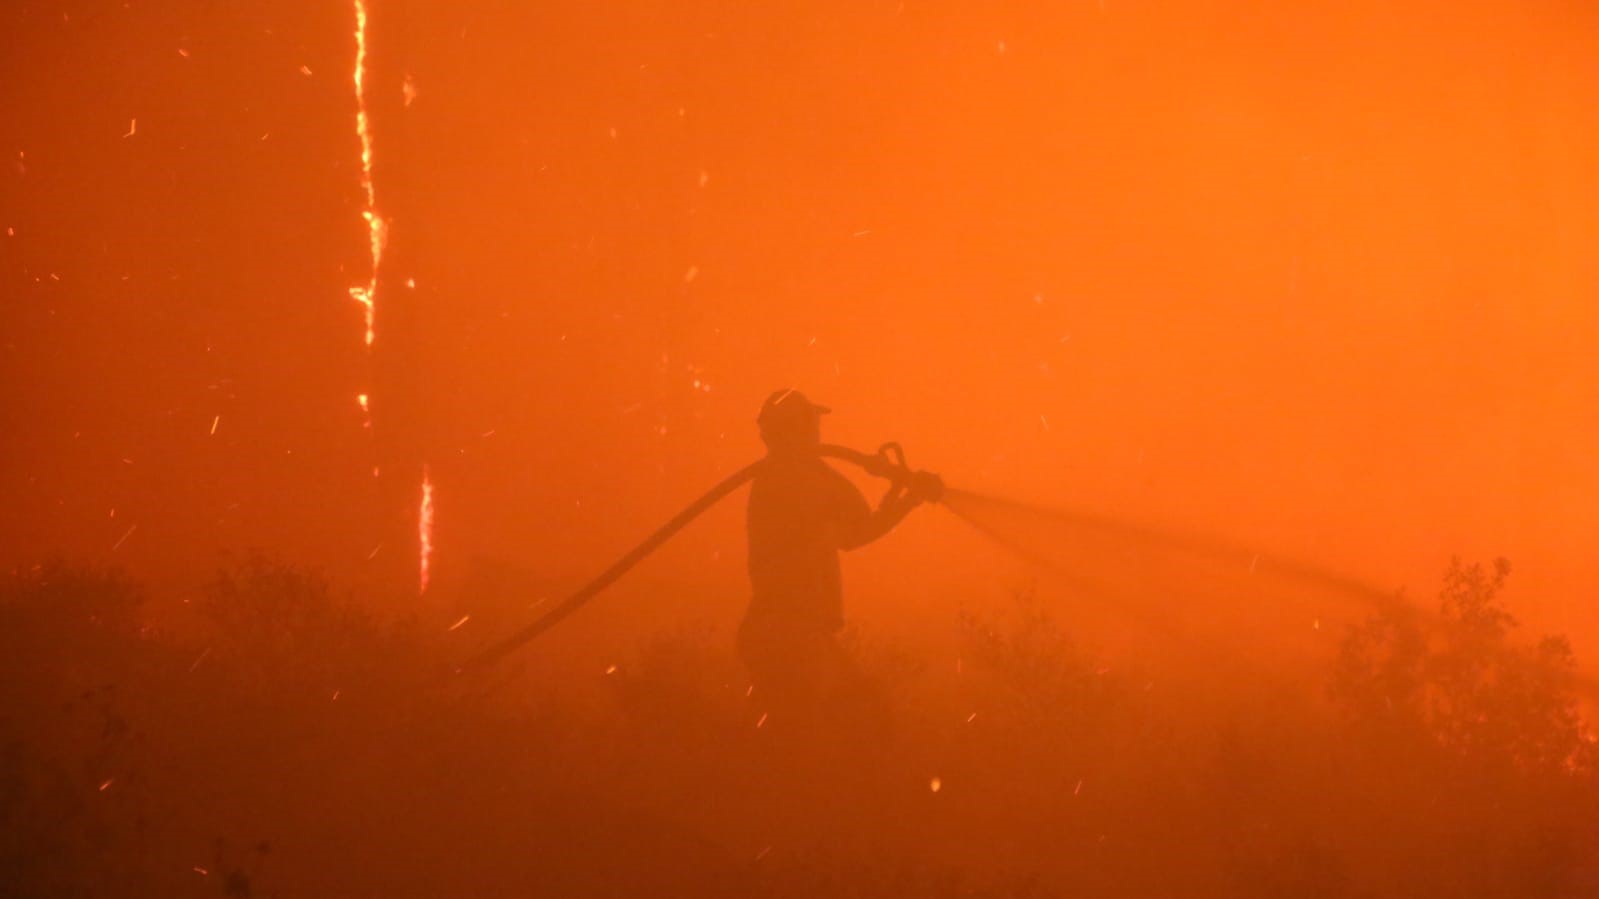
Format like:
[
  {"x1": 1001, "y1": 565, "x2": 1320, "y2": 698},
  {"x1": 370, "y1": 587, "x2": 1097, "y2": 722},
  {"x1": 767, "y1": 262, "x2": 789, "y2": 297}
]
[
  {"x1": 448, "y1": 614, "x2": 470, "y2": 632},
  {"x1": 98, "y1": 778, "x2": 114, "y2": 791},
  {"x1": 929, "y1": 776, "x2": 942, "y2": 793},
  {"x1": 418, "y1": 467, "x2": 435, "y2": 593}
]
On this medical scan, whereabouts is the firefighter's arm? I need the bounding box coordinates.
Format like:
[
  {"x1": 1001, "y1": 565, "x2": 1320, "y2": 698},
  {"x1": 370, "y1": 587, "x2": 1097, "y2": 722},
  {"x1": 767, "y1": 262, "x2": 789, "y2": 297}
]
[{"x1": 839, "y1": 481, "x2": 923, "y2": 550}]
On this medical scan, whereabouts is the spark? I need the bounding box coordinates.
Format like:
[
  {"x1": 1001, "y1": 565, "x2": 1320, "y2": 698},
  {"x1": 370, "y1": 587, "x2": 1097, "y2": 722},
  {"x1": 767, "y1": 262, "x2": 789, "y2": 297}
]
[
  {"x1": 331, "y1": 689, "x2": 341, "y2": 700},
  {"x1": 111, "y1": 524, "x2": 137, "y2": 551},
  {"x1": 1074, "y1": 778, "x2": 1084, "y2": 795},
  {"x1": 123, "y1": 119, "x2": 136, "y2": 138},
  {"x1": 755, "y1": 712, "x2": 768, "y2": 728},
  {"x1": 356, "y1": 393, "x2": 370, "y2": 428},
  {"x1": 402, "y1": 74, "x2": 417, "y2": 107},
  {"x1": 209, "y1": 415, "x2": 219, "y2": 435},
  {"x1": 448, "y1": 614, "x2": 470, "y2": 631},
  {"x1": 187, "y1": 647, "x2": 211, "y2": 673},
  {"x1": 192, "y1": 867, "x2": 208, "y2": 876},
  {"x1": 178, "y1": 49, "x2": 190, "y2": 58},
  {"x1": 682, "y1": 265, "x2": 699, "y2": 284},
  {"x1": 99, "y1": 778, "x2": 115, "y2": 791},
  {"x1": 754, "y1": 846, "x2": 771, "y2": 862},
  {"x1": 966, "y1": 712, "x2": 977, "y2": 723},
  {"x1": 300, "y1": 64, "x2": 313, "y2": 76},
  {"x1": 605, "y1": 664, "x2": 617, "y2": 674},
  {"x1": 929, "y1": 776, "x2": 942, "y2": 793},
  {"x1": 418, "y1": 467, "x2": 435, "y2": 594}
]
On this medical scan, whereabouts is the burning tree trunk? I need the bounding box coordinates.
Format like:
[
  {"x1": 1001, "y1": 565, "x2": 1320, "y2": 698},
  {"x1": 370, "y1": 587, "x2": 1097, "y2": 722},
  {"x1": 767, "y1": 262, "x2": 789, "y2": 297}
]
[{"x1": 349, "y1": 0, "x2": 435, "y2": 597}]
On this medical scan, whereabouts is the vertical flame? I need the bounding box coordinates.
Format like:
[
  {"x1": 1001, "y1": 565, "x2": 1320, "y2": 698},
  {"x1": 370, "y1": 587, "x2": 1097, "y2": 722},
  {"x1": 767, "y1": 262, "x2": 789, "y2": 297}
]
[{"x1": 418, "y1": 467, "x2": 435, "y2": 594}]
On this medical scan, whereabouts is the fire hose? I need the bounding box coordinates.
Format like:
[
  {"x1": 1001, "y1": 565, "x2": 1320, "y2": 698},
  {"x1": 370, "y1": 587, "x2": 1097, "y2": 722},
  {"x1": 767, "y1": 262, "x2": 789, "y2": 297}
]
[{"x1": 456, "y1": 443, "x2": 943, "y2": 674}]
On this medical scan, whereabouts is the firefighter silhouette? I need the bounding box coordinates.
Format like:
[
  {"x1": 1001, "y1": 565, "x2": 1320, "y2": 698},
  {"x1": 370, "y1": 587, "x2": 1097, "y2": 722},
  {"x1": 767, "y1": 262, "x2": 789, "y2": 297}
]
[{"x1": 739, "y1": 389, "x2": 929, "y2": 727}]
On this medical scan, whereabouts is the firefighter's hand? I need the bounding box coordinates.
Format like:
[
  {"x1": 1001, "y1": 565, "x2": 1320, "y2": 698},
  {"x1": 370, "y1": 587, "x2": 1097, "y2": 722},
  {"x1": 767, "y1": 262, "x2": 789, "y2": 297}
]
[{"x1": 907, "y1": 470, "x2": 944, "y2": 505}]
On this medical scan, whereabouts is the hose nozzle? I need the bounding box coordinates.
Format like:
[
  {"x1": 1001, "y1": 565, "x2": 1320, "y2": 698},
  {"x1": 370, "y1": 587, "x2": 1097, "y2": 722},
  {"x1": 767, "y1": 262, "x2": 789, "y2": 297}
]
[{"x1": 871, "y1": 442, "x2": 943, "y2": 503}]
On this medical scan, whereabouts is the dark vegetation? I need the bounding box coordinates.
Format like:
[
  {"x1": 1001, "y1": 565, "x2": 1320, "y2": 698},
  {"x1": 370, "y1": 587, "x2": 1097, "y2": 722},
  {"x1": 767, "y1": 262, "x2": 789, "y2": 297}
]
[{"x1": 2, "y1": 557, "x2": 1595, "y2": 897}]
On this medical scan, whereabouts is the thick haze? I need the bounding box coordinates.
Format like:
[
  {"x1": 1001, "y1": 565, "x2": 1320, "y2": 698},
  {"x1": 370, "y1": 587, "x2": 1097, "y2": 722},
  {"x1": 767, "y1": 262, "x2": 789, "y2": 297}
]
[{"x1": 3, "y1": 0, "x2": 1595, "y2": 664}]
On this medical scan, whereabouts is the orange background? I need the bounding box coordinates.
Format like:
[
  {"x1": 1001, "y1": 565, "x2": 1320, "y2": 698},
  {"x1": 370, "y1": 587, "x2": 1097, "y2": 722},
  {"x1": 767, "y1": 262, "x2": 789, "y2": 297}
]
[{"x1": 2, "y1": 1, "x2": 1595, "y2": 662}]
